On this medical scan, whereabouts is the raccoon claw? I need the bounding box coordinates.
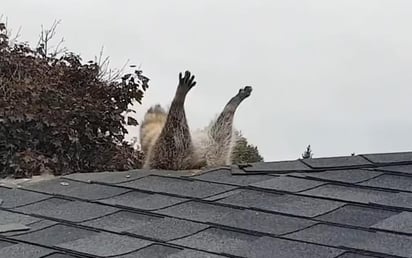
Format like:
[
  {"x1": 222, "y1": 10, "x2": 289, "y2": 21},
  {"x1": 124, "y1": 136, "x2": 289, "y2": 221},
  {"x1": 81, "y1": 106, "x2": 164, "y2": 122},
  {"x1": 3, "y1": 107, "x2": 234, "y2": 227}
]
[
  {"x1": 238, "y1": 86, "x2": 253, "y2": 99},
  {"x1": 178, "y1": 70, "x2": 196, "y2": 91}
]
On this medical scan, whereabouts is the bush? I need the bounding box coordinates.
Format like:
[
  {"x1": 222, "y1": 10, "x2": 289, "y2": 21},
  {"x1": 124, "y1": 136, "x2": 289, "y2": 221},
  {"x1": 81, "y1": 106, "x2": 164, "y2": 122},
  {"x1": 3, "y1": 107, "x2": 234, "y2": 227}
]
[
  {"x1": 232, "y1": 131, "x2": 264, "y2": 164},
  {"x1": 0, "y1": 22, "x2": 149, "y2": 178}
]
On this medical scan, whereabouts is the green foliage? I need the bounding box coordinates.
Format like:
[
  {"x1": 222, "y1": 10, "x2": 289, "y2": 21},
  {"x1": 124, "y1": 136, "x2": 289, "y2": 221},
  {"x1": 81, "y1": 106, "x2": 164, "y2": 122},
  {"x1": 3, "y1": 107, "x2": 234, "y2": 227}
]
[
  {"x1": 0, "y1": 22, "x2": 149, "y2": 178},
  {"x1": 302, "y1": 145, "x2": 313, "y2": 159},
  {"x1": 232, "y1": 131, "x2": 263, "y2": 164}
]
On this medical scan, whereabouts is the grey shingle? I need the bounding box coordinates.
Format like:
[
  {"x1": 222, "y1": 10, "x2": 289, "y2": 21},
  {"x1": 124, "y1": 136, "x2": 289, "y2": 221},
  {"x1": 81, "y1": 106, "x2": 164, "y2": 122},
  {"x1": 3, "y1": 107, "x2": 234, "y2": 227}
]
[
  {"x1": 0, "y1": 210, "x2": 41, "y2": 226},
  {"x1": 62, "y1": 170, "x2": 150, "y2": 184},
  {"x1": 316, "y1": 205, "x2": 398, "y2": 227},
  {"x1": 171, "y1": 227, "x2": 259, "y2": 256},
  {"x1": 301, "y1": 156, "x2": 371, "y2": 169},
  {"x1": 374, "y1": 164, "x2": 412, "y2": 174},
  {"x1": 115, "y1": 244, "x2": 182, "y2": 258},
  {"x1": 0, "y1": 240, "x2": 14, "y2": 249},
  {"x1": 203, "y1": 189, "x2": 243, "y2": 201},
  {"x1": 3, "y1": 151, "x2": 412, "y2": 258},
  {"x1": 194, "y1": 169, "x2": 273, "y2": 185},
  {"x1": 298, "y1": 169, "x2": 382, "y2": 183},
  {"x1": 0, "y1": 223, "x2": 30, "y2": 233},
  {"x1": 23, "y1": 179, "x2": 129, "y2": 200},
  {"x1": 168, "y1": 249, "x2": 226, "y2": 258},
  {"x1": 362, "y1": 152, "x2": 412, "y2": 164},
  {"x1": 242, "y1": 236, "x2": 344, "y2": 258},
  {"x1": 286, "y1": 224, "x2": 412, "y2": 257},
  {"x1": 217, "y1": 189, "x2": 344, "y2": 217},
  {"x1": 120, "y1": 175, "x2": 235, "y2": 198},
  {"x1": 0, "y1": 242, "x2": 54, "y2": 258},
  {"x1": 127, "y1": 217, "x2": 208, "y2": 241},
  {"x1": 99, "y1": 191, "x2": 188, "y2": 211},
  {"x1": 250, "y1": 176, "x2": 325, "y2": 192},
  {"x1": 156, "y1": 201, "x2": 237, "y2": 222},
  {"x1": 240, "y1": 160, "x2": 311, "y2": 173},
  {"x1": 13, "y1": 224, "x2": 97, "y2": 246},
  {"x1": 15, "y1": 198, "x2": 118, "y2": 222},
  {"x1": 57, "y1": 232, "x2": 152, "y2": 257},
  {"x1": 5, "y1": 219, "x2": 58, "y2": 237},
  {"x1": 0, "y1": 187, "x2": 50, "y2": 208},
  {"x1": 360, "y1": 174, "x2": 412, "y2": 191},
  {"x1": 373, "y1": 192, "x2": 412, "y2": 209},
  {"x1": 42, "y1": 253, "x2": 79, "y2": 258},
  {"x1": 215, "y1": 209, "x2": 316, "y2": 235},
  {"x1": 337, "y1": 252, "x2": 380, "y2": 258},
  {"x1": 172, "y1": 228, "x2": 344, "y2": 258},
  {"x1": 116, "y1": 245, "x2": 227, "y2": 258},
  {"x1": 302, "y1": 184, "x2": 391, "y2": 204},
  {"x1": 81, "y1": 210, "x2": 160, "y2": 232},
  {"x1": 372, "y1": 211, "x2": 412, "y2": 234}
]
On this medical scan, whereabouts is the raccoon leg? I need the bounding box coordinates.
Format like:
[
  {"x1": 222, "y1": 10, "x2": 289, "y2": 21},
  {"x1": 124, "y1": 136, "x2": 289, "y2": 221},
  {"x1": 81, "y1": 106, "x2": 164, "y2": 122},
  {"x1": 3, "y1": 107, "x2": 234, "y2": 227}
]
[
  {"x1": 148, "y1": 71, "x2": 197, "y2": 170},
  {"x1": 207, "y1": 86, "x2": 253, "y2": 165}
]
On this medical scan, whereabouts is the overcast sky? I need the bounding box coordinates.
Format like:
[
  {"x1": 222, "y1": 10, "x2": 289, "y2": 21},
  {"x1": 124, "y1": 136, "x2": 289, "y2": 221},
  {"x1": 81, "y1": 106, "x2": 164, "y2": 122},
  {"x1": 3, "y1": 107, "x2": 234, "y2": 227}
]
[{"x1": 3, "y1": 0, "x2": 412, "y2": 161}]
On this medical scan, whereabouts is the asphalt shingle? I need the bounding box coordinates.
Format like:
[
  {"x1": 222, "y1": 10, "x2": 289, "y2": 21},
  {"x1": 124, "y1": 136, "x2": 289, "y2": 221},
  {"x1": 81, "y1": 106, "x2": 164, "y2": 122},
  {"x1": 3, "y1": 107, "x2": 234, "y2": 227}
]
[
  {"x1": 302, "y1": 184, "x2": 391, "y2": 204},
  {"x1": 156, "y1": 201, "x2": 237, "y2": 222},
  {"x1": 241, "y1": 236, "x2": 344, "y2": 258},
  {"x1": 373, "y1": 164, "x2": 412, "y2": 174},
  {"x1": 15, "y1": 198, "x2": 118, "y2": 222},
  {"x1": 286, "y1": 224, "x2": 412, "y2": 257},
  {"x1": 360, "y1": 174, "x2": 412, "y2": 192},
  {"x1": 115, "y1": 244, "x2": 182, "y2": 258},
  {"x1": 362, "y1": 152, "x2": 412, "y2": 164},
  {"x1": 4, "y1": 219, "x2": 58, "y2": 237},
  {"x1": 23, "y1": 179, "x2": 129, "y2": 200},
  {"x1": 62, "y1": 170, "x2": 150, "y2": 184},
  {"x1": 81, "y1": 210, "x2": 160, "y2": 232},
  {"x1": 0, "y1": 223, "x2": 30, "y2": 234},
  {"x1": 217, "y1": 189, "x2": 344, "y2": 217},
  {"x1": 0, "y1": 210, "x2": 41, "y2": 226},
  {"x1": 0, "y1": 242, "x2": 54, "y2": 258},
  {"x1": 296, "y1": 169, "x2": 382, "y2": 183},
  {"x1": 214, "y1": 209, "x2": 316, "y2": 235},
  {"x1": 301, "y1": 155, "x2": 372, "y2": 169},
  {"x1": 0, "y1": 187, "x2": 50, "y2": 208},
  {"x1": 316, "y1": 205, "x2": 399, "y2": 227},
  {"x1": 194, "y1": 168, "x2": 273, "y2": 185},
  {"x1": 371, "y1": 192, "x2": 412, "y2": 209},
  {"x1": 2, "y1": 151, "x2": 412, "y2": 258},
  {"x1": 56, "y1": 232, "x2": 152, "y2": 257},
  {"x1": 0, "y1": 239, "x2": 15, "y2": 249},
  {"x1": 171, "y1": 227, "x2": 259, "y2": 256},
  {"x1": 99, "y1": 191, "x2": 188, "y2": 211},
  {"x1": 126, "y1": 217, "x2": 209, "y2": 241},
  {"x1": 167, "y1": 249, "x2": 227, "y2": 258},
  {"x1": 250, "y1": 176, "x2": 325, "y2": 192},
  {"x1": 42, "y1": 253, "x2": 79, "y2": 258},
  {"x1": 120, "y1": 175, "x2": 235, "y2": 198},
  {"x1": 371, "y1": 211, "x2": 412, "y2": 234},
  {"x1": 13, "y1": 224, "x2": 97, "y2": 246},
  {"x1": 337, "y1": 253, "x2": 380, "y2": 258},
  {"x1": 237, "y1": 160, "x2": 311, "y2": 173}
]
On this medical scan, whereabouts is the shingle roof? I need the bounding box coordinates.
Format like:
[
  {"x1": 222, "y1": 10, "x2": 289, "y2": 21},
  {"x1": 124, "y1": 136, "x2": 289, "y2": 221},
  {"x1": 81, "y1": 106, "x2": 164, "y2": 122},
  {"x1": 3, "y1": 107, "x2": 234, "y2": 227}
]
[{"x1": 1, "y1": 151, "x2": 412, "y2": 258}]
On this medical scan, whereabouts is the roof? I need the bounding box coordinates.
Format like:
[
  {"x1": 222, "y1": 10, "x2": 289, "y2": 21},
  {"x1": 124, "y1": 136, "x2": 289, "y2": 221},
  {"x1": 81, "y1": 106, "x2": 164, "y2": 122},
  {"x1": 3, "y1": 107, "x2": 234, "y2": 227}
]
[{"x1": 1, "y1": 151, "x2": 412, "y2": 258}]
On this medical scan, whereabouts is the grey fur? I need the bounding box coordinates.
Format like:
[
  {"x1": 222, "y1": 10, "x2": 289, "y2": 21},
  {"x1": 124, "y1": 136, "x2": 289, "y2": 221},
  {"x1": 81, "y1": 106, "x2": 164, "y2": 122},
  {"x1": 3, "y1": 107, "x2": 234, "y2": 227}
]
[
  {"x1": 146, "y1": 71, "x2": 197, "y2": 170},
  {"x1": 142, "y1": 70, "x2": 252, "y2": 170},
  {"x1": 198, "y1": 86, "x2": 253, "y2": 167}
]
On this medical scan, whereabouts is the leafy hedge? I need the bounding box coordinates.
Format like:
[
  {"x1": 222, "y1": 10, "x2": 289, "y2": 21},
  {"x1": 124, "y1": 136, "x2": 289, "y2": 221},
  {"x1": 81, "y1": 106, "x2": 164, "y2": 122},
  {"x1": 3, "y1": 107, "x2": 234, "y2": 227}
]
[
  {"x1": 0, "y1": 22, "x2": 148, "y2": 178},
  {"x1": 232, "y1": 131, "x2": 264, "y2": 164}
]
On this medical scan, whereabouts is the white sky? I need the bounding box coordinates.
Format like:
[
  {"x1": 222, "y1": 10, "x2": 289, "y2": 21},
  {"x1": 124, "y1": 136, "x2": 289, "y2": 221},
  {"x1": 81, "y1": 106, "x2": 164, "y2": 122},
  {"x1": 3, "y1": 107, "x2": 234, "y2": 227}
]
[{"x1": 3, "y1": 0, "x2": 412, "y2": 161}]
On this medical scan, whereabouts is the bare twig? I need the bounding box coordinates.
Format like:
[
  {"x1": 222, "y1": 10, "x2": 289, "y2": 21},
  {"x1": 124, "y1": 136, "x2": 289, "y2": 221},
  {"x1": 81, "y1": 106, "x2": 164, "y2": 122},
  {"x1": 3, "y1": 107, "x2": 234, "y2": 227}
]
[
  {"x1": 37, "y1": 20, "x2": 65, "y2": 57},
  {"x1": 95, "y1": 46, "x2": 130, "y2": 82}
]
